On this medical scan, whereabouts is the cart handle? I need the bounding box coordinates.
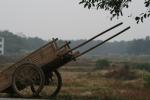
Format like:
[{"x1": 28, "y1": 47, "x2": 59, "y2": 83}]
[
  {"x1": 65, "y1": 22, "x2": 123, "y2": 54},
  {"x1": 74, "y1": 26, "x2": 131, "y2": 59}
]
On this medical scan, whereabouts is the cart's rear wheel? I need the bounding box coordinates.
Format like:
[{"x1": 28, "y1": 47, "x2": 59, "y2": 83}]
[
  {"x1": 12, "y1": 63, "x2": 45, "y2": 98},
  {"x1": 39, "y1": 70, "x2": 62, "y2": 98}
]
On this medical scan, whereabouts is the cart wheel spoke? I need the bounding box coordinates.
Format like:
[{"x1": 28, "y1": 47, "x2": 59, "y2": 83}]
[
  {"x1": 12, "y1": 63, "x2": 45, "y2": 98},
  {"x1": 39, "y1": 70, "x2": 62, "y2": 98}
]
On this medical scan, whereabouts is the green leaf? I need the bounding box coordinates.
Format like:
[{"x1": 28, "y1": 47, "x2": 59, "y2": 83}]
[
  {"x1": 110, "y1": 10, "x2": 114, "y2": 14},
  {"x1": 135, "y1": 17, "x2": 140, "y2": 21},
  {"x1": 79, "y1": 0, "x2": 85, "y2": 4},
  {"x1": 84, "y1": 2, "x2": 88, "y2": 8},
  {"x1": 141, "y1": 17, "x2": 143, "y2": 23},
  {"x1": 144, "y1": 14, "x2": 147, "y2": 18},
  {"x1": 145, "y1": 2, "x2": 150, "y2": 7},
  {"x1": 126, "y1": 5, "x2": 129, "y2": 8},
  {"x1": 88, "y1": 3, "x2": 91, "y2": 9},
  {"x1": 120, "y1": 11, "x2": 123, "y2": 16}
]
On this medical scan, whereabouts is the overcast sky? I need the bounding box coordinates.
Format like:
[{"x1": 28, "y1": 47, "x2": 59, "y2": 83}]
[{"x1": 0, "y1": 0, "x2": 149, "y2": 41}]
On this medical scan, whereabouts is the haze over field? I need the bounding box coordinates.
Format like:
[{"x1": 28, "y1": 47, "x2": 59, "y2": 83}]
[
  {"x1": 0, "y1": 0, "x2": 149, "y2": 41},
  {"x1": 1, "y1": 31, "x2": 150, "y2": 57}
]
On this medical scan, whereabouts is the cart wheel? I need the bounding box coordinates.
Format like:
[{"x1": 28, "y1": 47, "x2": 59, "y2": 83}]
[
  {"x1": 12, "y1": 63, "x2": 45, "y2": 98},
  {"x1": 39, "y1": 70, "x2": 62, "y2": 98}
]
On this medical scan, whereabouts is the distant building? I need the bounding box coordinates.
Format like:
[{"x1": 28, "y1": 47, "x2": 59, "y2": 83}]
[{"x1": 0, "y1": 37, "x2": 4, "y2": 55}]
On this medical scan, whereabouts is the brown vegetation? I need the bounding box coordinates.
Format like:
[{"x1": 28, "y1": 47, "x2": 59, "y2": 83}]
[
  {"x1": 0, "y1": 58, "x2": 150, "y2": 100},
  {"x1": 56, "y1": 65, "x2": 150, "y2": 100}
]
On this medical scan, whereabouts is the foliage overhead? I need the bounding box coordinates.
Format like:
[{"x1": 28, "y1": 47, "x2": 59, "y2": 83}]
[{"x1": 79, "y1": 0, "x2": 150, "y2": 23}]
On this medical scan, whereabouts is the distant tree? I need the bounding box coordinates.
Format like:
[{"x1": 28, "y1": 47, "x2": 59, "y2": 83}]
[
  {"x1": 0, "y1": 30, "x2": 45, "y2": 55},
  {"x1": 79, "y1": 0, "x2": 150, "y2": 23},
  {"x1": 96, "y1": 59, "x2": 110, "y2": 69},
  {"x1": 1, "y1": 30, "x2": 150, "y2": 56},
  {"x1": 144, "y1": 73, "x2": 150, "y2": 88},
  {"x1": 146, "y1": 36, "x2": 150, "y2": 41},
  {"x1": 128, "y1": 37, "x2": 150, "y2": 55}
]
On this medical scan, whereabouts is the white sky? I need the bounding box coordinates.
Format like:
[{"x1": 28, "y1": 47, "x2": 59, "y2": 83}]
[{"x1": 0, "y1": 0, "x2": 149, "y2": 41}]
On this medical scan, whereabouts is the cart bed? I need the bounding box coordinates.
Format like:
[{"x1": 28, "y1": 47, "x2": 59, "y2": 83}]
[{"x1": 0, "y1": 39, "x2": 74, "y2": 92}]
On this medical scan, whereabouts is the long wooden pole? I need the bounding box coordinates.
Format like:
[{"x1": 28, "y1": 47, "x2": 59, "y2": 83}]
[
  {"x1": 74, "y1": 26, "x2": 131, "y2": 58},
  {"x1": 65, "y1": 22, "x2": 123, "y2": 54}
]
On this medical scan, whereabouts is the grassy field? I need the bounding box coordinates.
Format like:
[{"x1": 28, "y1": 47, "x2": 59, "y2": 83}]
[
  {"x1": 0, "y1": 64, "x2": 150, "y2": 100},
  {"x1": 55, "y1": 66, "x2": 150, "y2": 100}
]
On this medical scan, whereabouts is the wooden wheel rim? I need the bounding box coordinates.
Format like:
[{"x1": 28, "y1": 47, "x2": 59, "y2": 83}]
[
  {"x1": 12, "y1": 63, "x2": 45, "y2": 98},
  {"x1": 39, "y1": 70, "x2": 62, "y2": 98}
]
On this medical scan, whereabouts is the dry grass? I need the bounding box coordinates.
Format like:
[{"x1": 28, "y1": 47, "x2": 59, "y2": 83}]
[
  {"x1": 56, "y1": 66, "x2": 150, "y2": 100},
  {"x1": 0, "y1": 65, "x2": 150, "y2": 100}
]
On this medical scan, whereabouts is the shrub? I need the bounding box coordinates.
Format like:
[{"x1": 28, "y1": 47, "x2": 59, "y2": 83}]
[
  {"x1": 95, "y1": 59, "x2": 110, "y2": 69},
  {"x1": 132, "y1": 63, "x2": 150, "y2": 72},
  {"x1": 104, "y1": 64, "x2": 138, "y2": 80},
  {"x1": 144, "y1": 73, "x2": 150, "y2": 88}
]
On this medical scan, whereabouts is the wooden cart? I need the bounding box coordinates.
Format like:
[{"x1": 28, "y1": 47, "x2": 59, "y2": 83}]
[{"x1": 0, "y1": 23, "x2": 130, "y2": 98}]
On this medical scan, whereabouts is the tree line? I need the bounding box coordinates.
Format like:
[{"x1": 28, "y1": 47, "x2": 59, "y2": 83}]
[
  {"x1": 0, "y1": 30, "x2": 45, "y2": 56},
  {"x1": 0, "y1": 30, "x2": 150, "y2": 56},
  {"x1": 69, "y1": 36, "x2": 150, "y2": 56}
]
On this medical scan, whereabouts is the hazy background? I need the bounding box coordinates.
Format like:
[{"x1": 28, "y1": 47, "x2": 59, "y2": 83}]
[{"x1": 0, "y1": 0, "x2": 149, "y2": 41}]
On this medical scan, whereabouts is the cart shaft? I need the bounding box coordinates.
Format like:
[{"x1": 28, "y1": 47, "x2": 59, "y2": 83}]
[
  {"x1": 74, "y1": 26, "x2": 131, "y2": 58},
  {"x1": 65, "y1": 22, "x2": 123, "y2": 54}
]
